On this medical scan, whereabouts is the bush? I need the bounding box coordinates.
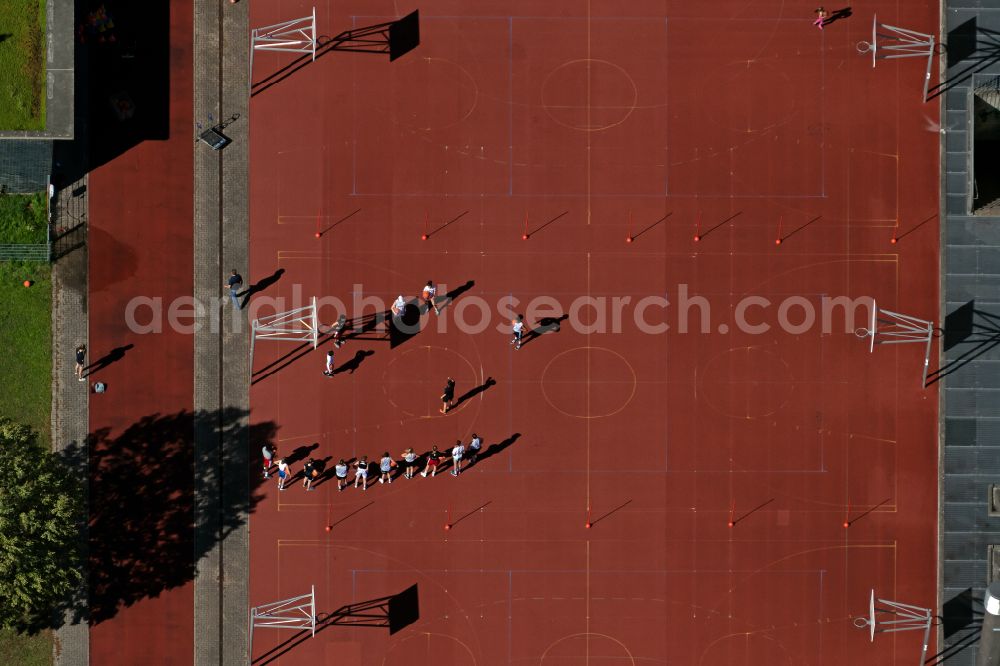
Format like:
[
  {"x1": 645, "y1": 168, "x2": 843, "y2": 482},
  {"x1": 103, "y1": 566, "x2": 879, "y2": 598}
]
[{"x1": 0, "y1": 418, "x2": 83, "y2": 631}]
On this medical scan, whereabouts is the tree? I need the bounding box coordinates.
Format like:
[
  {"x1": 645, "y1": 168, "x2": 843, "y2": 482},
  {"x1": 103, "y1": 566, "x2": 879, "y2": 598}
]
[{"x1": 0, "y1": 418, "x2": 83, "y2": 630}]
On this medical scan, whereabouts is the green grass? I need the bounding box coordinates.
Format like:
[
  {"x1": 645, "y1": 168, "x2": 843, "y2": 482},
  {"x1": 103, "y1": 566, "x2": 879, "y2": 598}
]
[
  {"x1": 0, "y1": 256, "x2": 53, "y2": 663},
  {"x1": 0, "y1": 0, "x2": 47, "y2": 131},
  {"x1": 0, "y1": 192, "x2": 47, "y2": 244},
  {"x1": 0, "y1": 627, "x2": 51, "y2": 665},
  {"x1": 0, "y1": 261, "x2": 50, "y2": 441}
]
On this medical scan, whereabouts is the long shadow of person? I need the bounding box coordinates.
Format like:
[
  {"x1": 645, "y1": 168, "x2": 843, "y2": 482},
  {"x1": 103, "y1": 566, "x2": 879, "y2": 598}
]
[
  {"x1": 286, "y1": 442, "x2": 319, "y2": 465},
  {"x1": 334, "y1": 350, "x2": 375, "y2": 375},
  {"x1": 824, "y1": 6, "x2": 852, "y2": 26},
  {"x1": 239, "y1": 268, "x2": 285, "y2": 306},
  {"x1": 473, "y1": 433, "x2": 521, "y2": 466},
  {"x1": 436, "y1": 280, "x2": 475, "y2": 312},
  {"x1": 86, "y1": 343, "x2": 135, "y2": 375},
  {"x1": 309, "y1": 457, "x2": 330, "y2": 486},
  {"x1": 519, "y1": 314, "x2": 568, "y2": 348},
  {"x1": 452, "y1": 377, "x2": 497, "y2": 409}
]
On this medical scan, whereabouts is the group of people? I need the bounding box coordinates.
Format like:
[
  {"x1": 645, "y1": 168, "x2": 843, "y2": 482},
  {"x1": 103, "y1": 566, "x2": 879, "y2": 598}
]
[
  {"x1": 320, "y1": 280, "x2": 529, "y2": 379},
  {"x1": 261, "y1": 434, "x2": 484, "y2": 491}
]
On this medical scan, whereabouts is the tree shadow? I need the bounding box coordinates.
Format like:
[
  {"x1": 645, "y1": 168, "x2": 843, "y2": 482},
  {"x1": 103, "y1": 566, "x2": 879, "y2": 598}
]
[
  {"x1": 85, "y1": 343, "x2": 135, "y2": 376},
  {"x1": 452, "y1": 377, "x2": 496, "y2": 409},
  {"x1": 240, "y1": 268, "x2": 285, "y2": 305},
  {"x1": 54, "y1": 408, "x2": 277, "y2": 626},
  {"x1": 519, "y1": 315, "x2": 568, "y2": 348}
]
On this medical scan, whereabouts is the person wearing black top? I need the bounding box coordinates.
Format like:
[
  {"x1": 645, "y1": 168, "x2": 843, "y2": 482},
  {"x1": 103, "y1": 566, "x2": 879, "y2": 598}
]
[
  {"x1": 420, "y1": 445, "x2": 442, "y2": 477},
  {"x1": 75, "y1": 344, "x2": 87, "y2": 381},
  {"x1": 440, "y1": 377, "x2": 456, "y2": 414},
  {"x1": 302, "y1": 457, "x2": 319, "y2": 491},
  {"x1": 225, "y1": 269, "x2": 243, "y2": 309},
  {"x1": 353, "y1": 455, "x2": 370, "y2": 490}
]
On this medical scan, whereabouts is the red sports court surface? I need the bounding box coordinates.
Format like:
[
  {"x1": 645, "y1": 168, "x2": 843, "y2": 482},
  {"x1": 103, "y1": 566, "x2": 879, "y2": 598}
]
[{"x1": 248, "y1": 1, "x2": 939, "y2": 664}]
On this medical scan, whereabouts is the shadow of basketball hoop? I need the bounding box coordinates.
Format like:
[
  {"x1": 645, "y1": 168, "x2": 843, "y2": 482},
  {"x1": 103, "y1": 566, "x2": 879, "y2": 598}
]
[
  {"x1": 251, "y1": 584, "x2": 420, "y2": 665},
  {"x1": 251, "y1": 10, "x2": 420, "y2": 98}
]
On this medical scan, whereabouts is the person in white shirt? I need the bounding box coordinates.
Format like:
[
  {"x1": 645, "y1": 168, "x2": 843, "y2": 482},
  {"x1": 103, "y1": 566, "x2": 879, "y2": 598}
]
[
  {"x1": 451, "y1": 440, "x2": 465, "y2": 476},
  {"x1": 379, "y1": 452, "x2": 396, "y2": 484},
  {"x1": 468, "y1": 433, "x2": 482, "y2": 465},
  {"x1": 401, "y1": 447, "x2": 419, "y2": 479},
  {"x1": 276, "y1": 458, "x2": 291, "y2": 491},
  {"x1": 335, "y1": 459, "x2": 349, "y2": 491},
  {"x1": 391, "y1": 295, "x2": 407, "y2": 317},
  {"x1": 323, "y1": 350, "x2": 335, "y2": 376},
  {"x1": 511, "y1": 314, "x2": 525, "y2": 350}
]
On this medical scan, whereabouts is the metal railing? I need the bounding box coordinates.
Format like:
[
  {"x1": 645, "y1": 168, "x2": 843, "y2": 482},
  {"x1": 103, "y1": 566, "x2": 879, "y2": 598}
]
[{"x1": 0, "y1": 175, "x2": 53, "y2": 262}]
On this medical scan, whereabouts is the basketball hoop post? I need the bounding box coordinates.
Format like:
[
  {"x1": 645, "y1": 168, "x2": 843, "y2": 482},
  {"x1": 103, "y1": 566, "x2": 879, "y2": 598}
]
[
  {"x1": 249, "y1": 585, "x2": 318, "y2": 656},
  {"x1": 856, "y1": 15, "x2": 936, "y2": 101},
  {"x1": 250, "y1": 7, "x2": 317, "y2": 85},
  {"x1": 855, "y1": 298, "x2": 934, "y2": 387},
  {"x1": 249, "y1": 297, "x2": 321, "y2": 374},
  {"x1": 853, "y1": 589, "x2": 932, "y2": 666}
]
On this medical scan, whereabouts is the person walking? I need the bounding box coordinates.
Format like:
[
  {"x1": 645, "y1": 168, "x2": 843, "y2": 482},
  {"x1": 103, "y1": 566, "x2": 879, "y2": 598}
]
[
  {"x1": 335, "y1": 459, "x2": 349, "y2": 491},
  {"x1": 450, "y1": 440, "x2": 465, "y2": 476},
  {"x1": 813, "y1": 6, "x2": 829, "y2": 29},
  {"x1": 353, "y1": 455, "x2": 370, "y2": 490},
  {"x1": 302, "y1": 457, "x2": 319, "y2": 491},
  {"x1": 276, "y1": 458, "x2": 291, "y2": 491},
  {"x1": 225, "y1": 269, "x2": 244, "y2": 309},
  {"x1": 421, "y1": 281, "x2": 441, "y2": 315},
  {"x1": 332, "y1": 314, "x2": 348, "y2": 348},
  {"x1": 511, "y1": 314, "x2": 525, "y2": 350},
  {"x1": 440, "y1": 377, "x2": 456, "y2": 414},
  {"x1": 323, "y1": 350, "x2": 335, "y2": 376},
  {"x1": 401, "y1": 447, "x2": 419, "y2": 479},
  {"x1": 379, "y1": 452, "x2": 396, "y2": 484},
  {"x1": 262, "y1": 443, "x2": 276, "y2": 478},
  {"x1": 74, "y1": 344, "x2": 87, "y2": 381},
  {"x1": 420, "y1": 445, "x2": 442, "y2": 477},
  {"x1": 468, "y1": 433, "x2": 482, "y2": 465},
  {"x1": 391, "y1": 294, "x2": 407, "y2": 317}
]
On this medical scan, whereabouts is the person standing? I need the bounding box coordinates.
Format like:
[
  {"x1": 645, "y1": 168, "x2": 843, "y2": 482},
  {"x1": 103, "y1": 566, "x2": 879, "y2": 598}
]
[
  {"x1": 276, "y1": 458, "x2": 291, "y2": 491},
  {"x1": 302, "y1": 457, "x2": 319, "y2": 491},
  {"x1": 353, "y1": 455, "x2": 370, "y2": 490},
  {"x1": 335, "y1": 459, "x2": 349, "y2": 491},
  {"x1": 225, "y1": 269, "x2": 243, "y2": 309},
  {"x1": 511, "y1": 314, "x2": 525, "y2": 350},
  {"x1": 74, "y1": 344, "x2": 87, "y2": 381},
  {"x1": 468, "y1": 433, "x2": 482, "y2": 465},
  {"x1": 420, "y1": 445, "x2": 442, "y2": 477},
  {"x1": 379, "y1": 452, "x2": 396, "y2": 484},
  {"x1": 262, "y1": 443, "x2": 276, "y2": 478},
  {"x1": 450, "y1": 440, "x2": 465, "y2": 476},
  {"x1": 401, "y1": 447, "x2": 419, "y2": 478},
  {"x1": 440, "y1": 377, "x2": 456, "y2": 414},
  {"x1": 323, "y1": 350, "x2": 335, "y2": 377},
  {"x1": 421, "y1": 281, "x2": 441, "y2": 315}
]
